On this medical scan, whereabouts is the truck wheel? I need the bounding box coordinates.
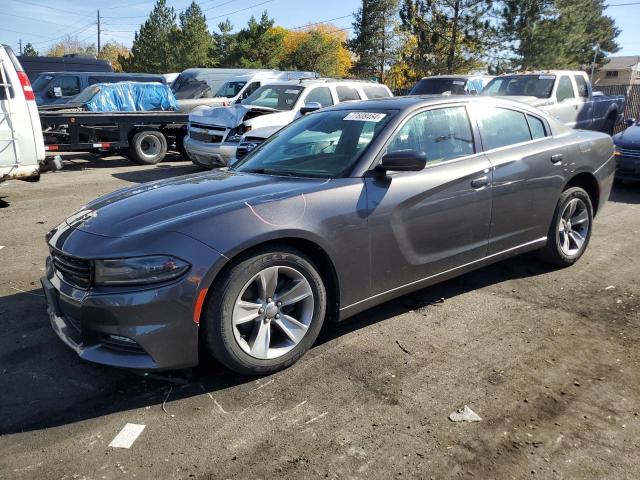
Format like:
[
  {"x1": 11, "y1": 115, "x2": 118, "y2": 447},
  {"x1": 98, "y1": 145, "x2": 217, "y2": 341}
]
[
  {"x1": 128, "y1": 130, "x2": 168, "y2": 165},
  {"x1": 176, "y1": 132, "x2": 191, "y2": 161},
  {"x1": 603, "y1": 113, "x2": 616, "y2": 136}
]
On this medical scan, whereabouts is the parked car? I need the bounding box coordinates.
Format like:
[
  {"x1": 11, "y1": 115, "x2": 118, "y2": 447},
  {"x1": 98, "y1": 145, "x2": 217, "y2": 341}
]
[
  {"x1": 0, "y1": 44, "x2": 45, "y2": 183},
  {"x1": 481, "y1": 71, "x2": 625, "y2": 134},
  {"x1": 185, "y1": 78, "x2": 393, "y2": 168},
  {"x1": 613, "y1": 118, "x2": 640, "y2": 180},
  {"x1": 42, "y1": 95, "x2": 615, "y2": 375},
  {"x1": 171, "y1": 68, "x2": 316, "y2": 112},
  {"x1": 33, "y1": 72, "x2": 167, "y2": 106},
  {"x1": 410, "y1": 75, "x2": 493, "y2": 96},
  {"x1": 18, "y1": 54, "x2": 112, "y2": 82}
]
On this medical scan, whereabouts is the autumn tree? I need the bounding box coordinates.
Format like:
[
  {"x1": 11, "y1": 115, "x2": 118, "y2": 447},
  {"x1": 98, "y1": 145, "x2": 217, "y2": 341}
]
[
  {"x1": 45, "y1": 35, "x2": 97, "y2": 57},
  {"x1": 282, "y1": 24, "x2": 352, "y2": 77},
  {"x1": 97, "y1": 42, "x2": 130, "y2": 72}
]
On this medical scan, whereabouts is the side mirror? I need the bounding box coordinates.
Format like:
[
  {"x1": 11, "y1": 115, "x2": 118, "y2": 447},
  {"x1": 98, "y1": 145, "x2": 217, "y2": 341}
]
[
  {"x1": 468, "y1": 89, "x2": 478, "y2": 96},
  {"x1": 300, "y1": 102, "x2": 322, "y2": 115},
  {"x1": 376, "y1": 150, "x2": 427, "y2": 173},
  {"x1": 46, "y1": 89, "x2": 55, "y2": 98},
  {"x1": 625, "y1": 118, "x2": 636, "y2": 127}
]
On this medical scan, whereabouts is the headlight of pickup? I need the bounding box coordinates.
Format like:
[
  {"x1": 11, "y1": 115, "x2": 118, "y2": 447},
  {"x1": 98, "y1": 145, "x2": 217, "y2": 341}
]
[{"x1": 94, "y1": 256, "x2": 190, "y2": 286}]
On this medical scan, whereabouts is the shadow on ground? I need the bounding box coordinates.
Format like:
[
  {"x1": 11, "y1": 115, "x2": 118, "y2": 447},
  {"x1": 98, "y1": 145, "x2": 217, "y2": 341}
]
[
  {"x1": 609, "y1": 180, "x2": 640, "y2": 204},
  {"x1": 0, "y1": 252, "x2": 553, "y2": 436}
]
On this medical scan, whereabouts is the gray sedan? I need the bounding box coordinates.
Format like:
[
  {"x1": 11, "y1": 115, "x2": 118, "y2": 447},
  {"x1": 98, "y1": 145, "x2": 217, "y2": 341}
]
[{"x1": 42, "y1": 96, "x2": 615, "y2": 375}]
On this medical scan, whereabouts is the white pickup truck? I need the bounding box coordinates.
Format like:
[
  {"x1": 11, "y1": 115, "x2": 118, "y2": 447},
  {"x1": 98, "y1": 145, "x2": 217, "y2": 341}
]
[{"x1": 482, "y1": 71, "x2": 625, "y2": 134}]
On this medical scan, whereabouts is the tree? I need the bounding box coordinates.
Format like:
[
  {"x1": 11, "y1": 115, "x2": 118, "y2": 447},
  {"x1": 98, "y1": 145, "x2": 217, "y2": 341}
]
[
  {"x1": 281, "y1": 24, "x2": 351, "y2": 77},
  {"x1": 174, "y1": 1, "x2": 215, "y2": 70},
  {"x1": 120, "y1": 0, "x2": 178, "y2": 73},
  {"x1": 45, "y1": 35, "x2": 97, "y2": 57},
  {"x1": 97, "y1": 42, "x2": 130, "y2": 72},
  {"x1": 399, "y1": 0, "x2": 494, "y2": 77},
  {"x1": 22, "y1": 43, "x2": 39, "y2": 57},
  {"x1": 222, "y1": 12, "x2": 285, "y2": 68},
  {"x1": 214, "y1": 19, "x2": 236, "y2": 66},
  {"x1": 499, "y1": 0, "x2": 619, "y2": 71},
  {"x1": 349, "y1": 0, "x2": 399, "y2": 81}
]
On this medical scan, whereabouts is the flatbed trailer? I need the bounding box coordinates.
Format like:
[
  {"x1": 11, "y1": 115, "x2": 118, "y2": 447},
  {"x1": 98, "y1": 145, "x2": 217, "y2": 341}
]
[{"x1": 38, "y1": 110, "x2": 189, "y2": 165}]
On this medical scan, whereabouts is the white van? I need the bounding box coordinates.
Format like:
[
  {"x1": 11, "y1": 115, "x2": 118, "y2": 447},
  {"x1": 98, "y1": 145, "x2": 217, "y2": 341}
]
[
  {"x1": 185, "y1": 78, "x2": 393, "y2": 168},
  {"x1": 172, "y1": 68, "x2": 316, "y2": 112},
  {"x1": 0, "y1": 44, "x2": 45, "y2": 183}
]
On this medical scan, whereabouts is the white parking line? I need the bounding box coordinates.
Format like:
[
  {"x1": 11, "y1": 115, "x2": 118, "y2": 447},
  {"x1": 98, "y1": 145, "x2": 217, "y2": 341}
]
[{"x1": 108, "y1": 423, "x2": 146, "y2": 449}]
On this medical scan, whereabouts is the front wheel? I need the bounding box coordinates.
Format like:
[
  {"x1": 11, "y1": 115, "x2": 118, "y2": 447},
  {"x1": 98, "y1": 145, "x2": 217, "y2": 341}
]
[
  {"x1": 128, "y1": 130, "x2": 168, "y2": 165},
  {"x1": 539, "y1": 187, "x2": 593, "y2": 267},
  {"x1": 203, "y1": 247, "x2": 326, "y2": 375}
]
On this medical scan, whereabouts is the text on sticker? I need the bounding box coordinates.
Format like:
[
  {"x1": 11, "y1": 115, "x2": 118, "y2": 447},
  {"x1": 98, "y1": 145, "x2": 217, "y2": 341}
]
[{"x1": 344, "y1": 112, "x2": 387, "y2": 122}]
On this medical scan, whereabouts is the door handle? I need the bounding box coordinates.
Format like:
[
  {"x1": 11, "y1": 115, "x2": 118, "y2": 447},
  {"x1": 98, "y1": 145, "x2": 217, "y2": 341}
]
[
  {"x1": 551, "y1": 154, "x2": 563, "y2": 164},
  {"x1": 471, "y1": 176, "x2": 489, "y2": 189}
]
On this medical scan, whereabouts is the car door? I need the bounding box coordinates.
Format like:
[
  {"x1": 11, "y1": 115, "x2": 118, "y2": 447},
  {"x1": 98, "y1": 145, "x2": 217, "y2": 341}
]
[
  {"x1": 366, "y1": 105, "x2": 493, "y2": 294},
  {"x1": 471, "y1": 105, "x2": 567, "y2": 254},
  {"x1": 573, "y1": 74, "x2": 594, "y2": 130},
  {"x1": 550, "y1": 75, "x2": 580, "y2": 128}
]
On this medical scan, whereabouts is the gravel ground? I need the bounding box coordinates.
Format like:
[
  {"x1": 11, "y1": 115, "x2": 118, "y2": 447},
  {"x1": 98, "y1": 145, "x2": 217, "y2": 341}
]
[{"x1": 0, "y1": 154, "x2": 639, "y2": 479}]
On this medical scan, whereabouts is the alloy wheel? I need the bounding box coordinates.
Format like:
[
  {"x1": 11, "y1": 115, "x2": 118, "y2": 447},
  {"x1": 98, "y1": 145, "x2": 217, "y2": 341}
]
[
  {"x1": 558, "y1": 198, "x2": 590, "y2": 257},
  {"x1": 231, "y1": 266, "x2": 314, "y2": 360}
]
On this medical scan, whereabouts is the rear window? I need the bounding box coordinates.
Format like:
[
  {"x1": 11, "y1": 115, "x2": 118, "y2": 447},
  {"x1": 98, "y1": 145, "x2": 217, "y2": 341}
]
[
  {"x1": 362, "y1": 85, "x2": 390, "y2": 99},
  {"x1": 336, "y1": 86, "x2": 361, "y2": 102},
  {"x1": 410, "y1": 78, "x2": 467, "y2": 95}
]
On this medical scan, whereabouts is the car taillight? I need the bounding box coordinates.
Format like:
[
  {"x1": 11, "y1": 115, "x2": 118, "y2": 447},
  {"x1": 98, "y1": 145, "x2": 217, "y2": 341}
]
[{"x1": 17, "y1": 71, "x2": 35, "y2": 101}]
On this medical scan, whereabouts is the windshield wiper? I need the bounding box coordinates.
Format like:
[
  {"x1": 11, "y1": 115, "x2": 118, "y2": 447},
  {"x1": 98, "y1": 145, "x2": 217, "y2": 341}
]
[{"x1": 241, "y1": 168, "x2": 296, "y2": 177}]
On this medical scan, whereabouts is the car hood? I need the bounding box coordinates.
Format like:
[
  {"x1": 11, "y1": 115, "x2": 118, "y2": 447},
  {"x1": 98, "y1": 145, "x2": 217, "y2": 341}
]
[
  {"x1": 614, "y1": 124, "x2": 640, "y2": 148},
  {"x1": 66, "y1": 170, "x2": 326, "y2": 238},
  {"x1": 189, "y1": 104, "x2": 283, "y2": 128}
]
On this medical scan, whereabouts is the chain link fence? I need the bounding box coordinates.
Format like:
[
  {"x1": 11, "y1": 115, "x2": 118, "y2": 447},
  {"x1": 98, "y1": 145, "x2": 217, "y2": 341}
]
[{"x1": 596, "y1": 84, "x2": 640, "y2": 132}]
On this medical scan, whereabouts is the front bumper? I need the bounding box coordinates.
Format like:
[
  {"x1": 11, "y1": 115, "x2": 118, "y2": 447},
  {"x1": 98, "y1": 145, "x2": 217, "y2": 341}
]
[
  {"x1": 43, "y1": 227, "x2": 227, "y2": 371},
  {"x1": 184, "y1": 135, "x2": 238, "y2": 169},
  {"x1": 615, "y1": 153, "x2": 640, "y2": 180}
]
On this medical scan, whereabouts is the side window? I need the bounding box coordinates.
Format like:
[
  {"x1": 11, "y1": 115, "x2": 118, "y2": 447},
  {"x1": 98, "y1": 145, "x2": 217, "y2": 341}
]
[
  {"x1": 243, "y1": 82, "x2": 260, "y2": 98},
  {"x1": 556, "y1": 76, "x2": 575, "y2": 103},
  {"x1": 478, "y1": 107, "x2": 532, "y2": 150},
  {"x1": 527, "y1": 114, "x2": 547, "y2": 139},
  {"x1": 336, "y1": 86, "x2": 361, "y2": 102},
  {"x1": 574, "y1": 75, "x2": 589, "y2": 98},
  {"x1": 386, "y1": 106, "x2": 474, "y2": 164},
  {"x1": 0, "y1": 66, "x2": 14, "y2": 100},
  {"x1": 305, "y1": 87, "x2": 334, "y2": 107},
  {"x1": 52, "y1": 76, "x2": 81, "y2": 97},
  {"x1": 362, "y1": 85, "x2": 390, "y2": 99}
]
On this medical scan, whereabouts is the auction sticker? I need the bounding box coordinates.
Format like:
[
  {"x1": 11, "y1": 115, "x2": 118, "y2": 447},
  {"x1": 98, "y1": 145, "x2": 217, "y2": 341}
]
[{"x1": 344, "y1": 112, "x2": 387, "y2": 122}]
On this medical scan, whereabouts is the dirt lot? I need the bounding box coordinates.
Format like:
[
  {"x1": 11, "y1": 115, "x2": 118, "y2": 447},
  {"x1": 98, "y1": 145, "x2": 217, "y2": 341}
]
[{"x1": 0, "y1": 154, "x2": 639, "y2": 479}]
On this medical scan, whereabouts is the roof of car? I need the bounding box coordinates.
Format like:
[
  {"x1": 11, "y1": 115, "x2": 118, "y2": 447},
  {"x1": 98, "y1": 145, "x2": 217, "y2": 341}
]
[
  {"x1": 323, "y1": 94, "x2": 544, "y2": 113},
  {"x1": 263, "y1": 78, "x2": 388, "y2": 87}
]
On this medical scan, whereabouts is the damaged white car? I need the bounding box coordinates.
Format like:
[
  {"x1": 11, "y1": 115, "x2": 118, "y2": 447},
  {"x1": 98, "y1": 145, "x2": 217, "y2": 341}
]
[{"x1": 184, "y1": 79, "x2": 392, "y2": 168}]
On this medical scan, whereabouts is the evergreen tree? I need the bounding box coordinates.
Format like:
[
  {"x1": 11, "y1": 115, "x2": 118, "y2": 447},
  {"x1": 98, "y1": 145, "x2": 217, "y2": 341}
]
[
  {"x1": 174, "y1": 2, "x2": 215, "y2": 70},
  {"x1": 214, "y1": 19, "x2": 236, "y2": 67},
  {"x1": 120, "y1": 0, "x2": 178, "y2": 73},
  {"x1": 400, "y1": 0, "x2": 494, "y2": 76},
  {"x1": 225, "y1": 12, "x2": 284, "y2": 68},
  {"x1": 349, "y1": 0, "x2": 399, "y2": 81},
  {"x1": 22, "y1": 43, "x2": 38, "y2": 57}
]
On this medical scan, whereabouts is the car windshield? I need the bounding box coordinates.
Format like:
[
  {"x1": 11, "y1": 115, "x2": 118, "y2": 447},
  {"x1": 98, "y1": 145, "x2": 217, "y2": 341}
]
[
  {"x1": 242, "y1": 85, "x2": 304, "y2": 111},
  {"x1": 233, "y1": 109, "x2": 396, "y2": 179},
  {"x1": 482, "y1": 75, "x2": 556, "y2": 99},
  {"x1": 32, "y1": 74, "x2": 54, "y2": 94},
  {"x1": 214, "y1": 81, "x2": 247, "y2": 98},
  {"x1": 410, "y1": 78, "x2": 468, "y2": 95}
]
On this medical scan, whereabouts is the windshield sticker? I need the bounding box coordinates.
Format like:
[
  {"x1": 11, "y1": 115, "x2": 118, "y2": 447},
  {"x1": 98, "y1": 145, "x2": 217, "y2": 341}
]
[
  {"x1": 539, "y1": 75, "x2": 556, "y2": 80},
  {"x1": 452, "y1": 81, "x2": 465, "y2": 85},
  {"x1": 285, "y1": 89, "x2": 300, "y2": 94},
  {"x1": 344, "y1": 112, "x2": 387, "y2": 122}
]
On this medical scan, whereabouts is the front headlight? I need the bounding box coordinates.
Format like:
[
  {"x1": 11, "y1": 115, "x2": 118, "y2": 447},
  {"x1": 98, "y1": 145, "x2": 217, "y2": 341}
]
[{"x1": 94, "y1": 255, "x2": 190, "y2": 286}]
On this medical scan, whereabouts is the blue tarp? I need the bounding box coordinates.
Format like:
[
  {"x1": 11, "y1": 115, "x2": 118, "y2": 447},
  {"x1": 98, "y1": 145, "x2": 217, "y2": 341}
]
[{"x1": 84, "y1": 82, "x2": 178, "y2": 112}]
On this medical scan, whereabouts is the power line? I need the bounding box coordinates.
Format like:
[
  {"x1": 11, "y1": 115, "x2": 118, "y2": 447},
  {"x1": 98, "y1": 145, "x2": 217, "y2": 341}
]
[
  {"x1": 207, "y1": 0, "x2": 278, "y2": 21},
  {"x1": 292, "y1": 14, "x2": 354, "y2": 30},
  {"x1": 8, "y1": 0, "x2": 91, "y2": 18},
  {"x1": 2, "y1": 11, "x2": 85, "y2": 28}
]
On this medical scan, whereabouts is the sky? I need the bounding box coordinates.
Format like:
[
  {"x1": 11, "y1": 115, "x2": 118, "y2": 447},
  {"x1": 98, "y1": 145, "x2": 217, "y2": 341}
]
[{"x1": 1, "y1": 0, "x2": 639, "y2": 57}]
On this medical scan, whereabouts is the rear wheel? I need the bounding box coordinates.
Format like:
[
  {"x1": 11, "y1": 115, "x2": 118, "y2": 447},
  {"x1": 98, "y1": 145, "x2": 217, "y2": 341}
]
[
  {"x1": 203, "y1": 247, "x2": 326, "y2": 375},
  {"x1": 539, "y1": 187, "x2": 593, "y2": 267},
  {"x1": 128, "y1": 130, "x2": 167, "y2": 165},
  {"x1": 603, "y1": 113, "x2": 616, "y2": 136}
]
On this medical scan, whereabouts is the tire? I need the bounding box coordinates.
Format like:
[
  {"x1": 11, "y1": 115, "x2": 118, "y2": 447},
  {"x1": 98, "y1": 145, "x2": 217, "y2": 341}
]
[
  {"x1": 538, "y1": 187, "x2": 593, "y2": 267},
  {"x1": 202, "y1": 247, "x2": 326, "y2": 376},
  {"x1": 603, "y1": 114, "x2": 616, "y2": 136},
  {"x1": 175, "y1": 131, "x2": 190, "y2": 161},
  {"x1": 127, "y1": 130, "x2": 168, "y2": 165}
]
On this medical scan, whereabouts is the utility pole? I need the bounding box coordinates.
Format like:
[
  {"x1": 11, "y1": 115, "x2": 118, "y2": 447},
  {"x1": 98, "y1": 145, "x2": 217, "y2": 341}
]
[
  {"x1": 19, "y1": 39, "x2": 22, "y2": 55},
  {"x1": 97, "y1": 9, "x2": 101, "y2": 54},
  {"x1": 590, "y1": 43, "x2": 600, "y2": 83}
]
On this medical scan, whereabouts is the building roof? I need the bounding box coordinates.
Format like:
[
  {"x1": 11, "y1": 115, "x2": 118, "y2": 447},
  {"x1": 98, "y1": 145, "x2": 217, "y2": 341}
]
[{"x1": 600, "y1": 56, "x2": 640, "y2": 71}]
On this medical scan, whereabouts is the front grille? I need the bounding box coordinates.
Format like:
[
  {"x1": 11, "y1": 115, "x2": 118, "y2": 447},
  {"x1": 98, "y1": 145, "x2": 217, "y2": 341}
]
[
  {"x1": 236, "y1": 137, "x2": 264, "y2": 159},
  {"x1": 190, "y1": 122, "x2": 226, "y2": 144},
  {"x1": 190, "y1": 130, "x2": 224, "y2": 144},
  {"x1": 51, "y1": 250, "x2": 92, "y2": 289},
  {"x1": 617, "y1": 147, "x2": 640, "y2": 159}
]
